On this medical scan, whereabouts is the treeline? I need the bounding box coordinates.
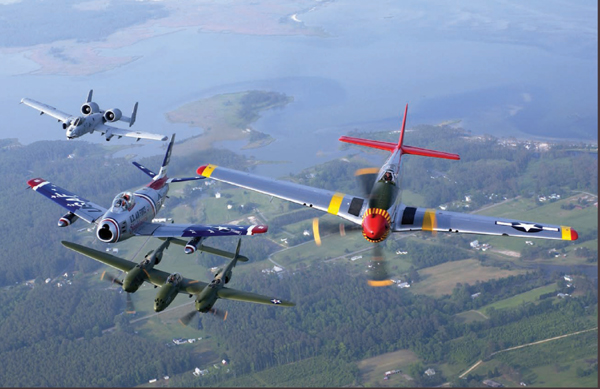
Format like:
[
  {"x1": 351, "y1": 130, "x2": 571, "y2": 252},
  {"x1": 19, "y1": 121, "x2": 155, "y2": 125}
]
[
  {"x1": 0, "y1": 281, "x2": 119, "y2": 354},
  {"x1": 0, "y1": 331, "x2": 193, "y2": 387},
  {"x1": 173, "y1": 355, "x2": 359, "y2": 387},
  {"x1": 0, "y1": 279, "x2": 197, "y2": 386},
  {"x1": 448, "y1": 271, "x2": 551, "y2": 311}
]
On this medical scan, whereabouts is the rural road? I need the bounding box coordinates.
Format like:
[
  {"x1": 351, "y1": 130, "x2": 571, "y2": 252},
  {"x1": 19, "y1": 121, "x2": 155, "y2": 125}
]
[{"x1": 458, "y1": 326, "x2": 598, "y2": 378}]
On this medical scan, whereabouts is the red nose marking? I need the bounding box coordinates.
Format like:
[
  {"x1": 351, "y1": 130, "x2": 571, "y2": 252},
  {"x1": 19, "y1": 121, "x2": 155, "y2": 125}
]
[{"x1": 362, "y1": 213, "x2": 389, "y2": 241}]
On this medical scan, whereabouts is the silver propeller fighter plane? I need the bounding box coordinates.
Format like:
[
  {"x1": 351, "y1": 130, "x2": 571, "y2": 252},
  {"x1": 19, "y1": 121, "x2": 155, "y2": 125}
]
[
  {"x1": 21, "y1": 89, "x2": 168, "y2": 142},
  {"x1": 27, "y1": 134, "x2": 268, "y2": 254}
]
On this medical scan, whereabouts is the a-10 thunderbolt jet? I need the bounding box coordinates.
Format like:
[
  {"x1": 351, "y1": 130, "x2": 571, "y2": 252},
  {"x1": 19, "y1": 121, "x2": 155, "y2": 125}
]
[
  {"x1": 27, "y1": 134, "x2": 268, "y2": 254},
  {"x1": 62, "y1": 238, "x2": 294, "y2": 322},
  {"x1": 21, "y1": 89, "x2": 168, "y2": 142},
  {"x1": 196, "y1": 105, "x2": 578, "y2": 285}
]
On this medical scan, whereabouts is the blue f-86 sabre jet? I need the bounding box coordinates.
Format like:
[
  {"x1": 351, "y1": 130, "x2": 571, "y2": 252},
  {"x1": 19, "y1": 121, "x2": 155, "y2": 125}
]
[{"x1": 27, "y1": 134, "x2": 267, "y2": 254}]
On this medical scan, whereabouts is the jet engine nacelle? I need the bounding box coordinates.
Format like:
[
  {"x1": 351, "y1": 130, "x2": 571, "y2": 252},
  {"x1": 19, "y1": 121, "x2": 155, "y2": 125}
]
[
  {"x1": 96, "y1": 218, "x2": 120, "y2": 243},
  {"x1": 81, "y1": 102, "x2": 100, "y2": 115},
  {"x1": 58, "y1": 212, "x2": 79, "y2": 227},
  {"x1": 184, "y1": 237, "x2": 202, "y2": 254},
  {"x1": 104, "y1": 108, "x2": 122, "y2": 122}
]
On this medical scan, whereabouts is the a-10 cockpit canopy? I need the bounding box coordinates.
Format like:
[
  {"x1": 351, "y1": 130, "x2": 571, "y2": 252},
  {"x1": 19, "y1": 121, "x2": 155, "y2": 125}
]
[{"x1": 111, "y1": 191, "x2": 135, "y2": 212}]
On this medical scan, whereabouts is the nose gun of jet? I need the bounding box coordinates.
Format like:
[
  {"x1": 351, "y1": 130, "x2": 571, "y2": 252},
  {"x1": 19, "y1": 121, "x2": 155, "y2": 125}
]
[{"x1": 96, "y1": 218, "x2": 120, "y2": 243}]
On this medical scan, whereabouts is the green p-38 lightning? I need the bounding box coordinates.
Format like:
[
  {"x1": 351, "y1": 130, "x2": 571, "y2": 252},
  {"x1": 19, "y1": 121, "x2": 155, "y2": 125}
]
[{"x1": 62, "y1": 239, "x2": 294, "y2": 323}]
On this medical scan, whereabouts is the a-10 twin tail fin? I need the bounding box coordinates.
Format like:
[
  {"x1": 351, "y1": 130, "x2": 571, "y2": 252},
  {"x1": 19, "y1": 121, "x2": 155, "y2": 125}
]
[{"x1": 339, "y1": 104, "x2": 460, "y2": 160}]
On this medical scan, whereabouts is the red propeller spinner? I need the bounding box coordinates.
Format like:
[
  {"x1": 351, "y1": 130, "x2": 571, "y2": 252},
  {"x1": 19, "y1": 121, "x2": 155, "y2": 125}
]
[{"x1": 361, "y1": 208, "x2": 391, "y2": 243}]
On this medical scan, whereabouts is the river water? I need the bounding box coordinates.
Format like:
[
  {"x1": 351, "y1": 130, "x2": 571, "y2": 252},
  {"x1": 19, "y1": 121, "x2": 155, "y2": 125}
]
[{"x1": 0, "y1": 1, "x2": 596, "y2": 177}]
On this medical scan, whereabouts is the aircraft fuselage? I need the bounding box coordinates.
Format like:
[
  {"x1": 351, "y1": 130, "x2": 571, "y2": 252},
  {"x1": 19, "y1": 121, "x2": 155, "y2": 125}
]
[
  {"x1": 65, "y1": 113, "x2": 103, "y2": 139},
  {"x1": 96, "y1": 184, "x2": 168, "y2": 244}
]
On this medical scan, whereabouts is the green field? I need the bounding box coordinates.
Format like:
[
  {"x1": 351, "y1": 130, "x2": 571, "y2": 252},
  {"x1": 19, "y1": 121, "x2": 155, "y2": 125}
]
[
  {"x1": 411, "y1": 259, "x2": 527, "y2": 297},
  {"x1": 478, "y1": 283, "x2": 557, "y2": 313},
  {"x1": 454, "y1": 310, "x2": 489, "y2": 324},
  {"x1": 357, "y1": 349, "x2": 420, "y2": 387}
]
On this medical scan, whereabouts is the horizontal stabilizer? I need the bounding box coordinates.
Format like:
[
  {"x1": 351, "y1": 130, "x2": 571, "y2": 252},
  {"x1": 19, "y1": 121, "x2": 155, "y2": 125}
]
[
  {"x1": 402, "y1": 145, "x2": 460, "y2": 160},
  {"x1": 132, "y1": 161, "x2": 156, "y2": 178},
  {"x1": 339, "y1": 136, "x2": 396, "y2": 152},
  {"x1": 168, "y1": 176, "x2": 205, "y2": 183}
]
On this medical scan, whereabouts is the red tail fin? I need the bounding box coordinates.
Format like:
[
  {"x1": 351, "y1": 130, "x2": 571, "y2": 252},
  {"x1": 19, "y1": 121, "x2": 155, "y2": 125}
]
[
  {"x1": 397, "y1": 104, "x2": 408, "y2": 150},
  {"x1": 338, "y1": 103, "x2": 460, "y2": 161}
]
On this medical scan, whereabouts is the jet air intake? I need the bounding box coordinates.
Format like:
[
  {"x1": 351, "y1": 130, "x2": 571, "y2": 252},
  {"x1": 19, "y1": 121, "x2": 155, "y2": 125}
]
[
  {"x1": 81, "y1": 102, "x2": 99, "y2": 115},
  {"x1": 97, "y1": 218, "x2": 119, "y2": 243},
  {"x1": 104, "y1": 108, "x2": 122, "y2": 122}
]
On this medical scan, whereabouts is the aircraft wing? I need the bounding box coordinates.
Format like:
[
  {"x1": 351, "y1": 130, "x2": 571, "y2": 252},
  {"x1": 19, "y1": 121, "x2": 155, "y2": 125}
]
[
  {"x1": 392, "y1": 205, "x2": 578, "y2": 241},
  {"x1": 21, "y1": 98, "x2": 71, "y2": 123},
  {"x1": 61, "y1": 241, "x2": 137, "y2": 272},
  {"x1": 217, "y1": 287, "x2": 295, "y2": 307},
  {"x1": 165, "y1": 238, "x2": 250, "y2": 261},
  {"x1": 179, "y1": 279, "x2": 210, "y2": 295},
  {"x1": 96, "y1": 123, "x2": 168, "y2": 141},
  {"x1": 27, "y1": 178, "x2": 107, "y2": 223},
  {"x1": 135, "y1": 222, "x2": 268, "y2": 238},
  {"x1": 197, "y1": 164, "x2": 365, "y2": 225}
]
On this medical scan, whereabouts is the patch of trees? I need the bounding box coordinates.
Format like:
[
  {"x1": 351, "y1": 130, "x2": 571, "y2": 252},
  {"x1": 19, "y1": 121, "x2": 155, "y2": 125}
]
[{"x1": 238, "y1": 91, "x2": 292, "y2": 123}]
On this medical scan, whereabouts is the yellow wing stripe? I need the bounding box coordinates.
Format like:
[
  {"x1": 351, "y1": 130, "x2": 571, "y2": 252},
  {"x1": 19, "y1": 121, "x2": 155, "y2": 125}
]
[
  {"x1": 561, "y1": 226, "x2": 572, "y2": 240},
  {"x1": 422, "y1": 208, "x2": 437, "y2": 231},
  {"x1": 327, "y1": 192, "x2": 344, "y2": 215},
  {"x1": 201, "y1": 164, "x2": 217, "y2": 178}
]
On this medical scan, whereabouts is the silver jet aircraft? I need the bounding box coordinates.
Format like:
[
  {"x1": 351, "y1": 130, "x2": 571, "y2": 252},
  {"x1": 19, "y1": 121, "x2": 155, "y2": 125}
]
[
  {"x1": 21, "y1": 90, "x2": 168, "y2": 142},
  {"x1": 27, "y1": 134, "x2": 268, "y2": 253}
]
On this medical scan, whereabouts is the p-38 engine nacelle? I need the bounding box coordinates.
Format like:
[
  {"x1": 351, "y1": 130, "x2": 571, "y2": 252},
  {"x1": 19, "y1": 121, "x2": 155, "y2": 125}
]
[
  {"x1": 81, "y1": 102, "x2": 100, "y2": 115},
  {"x1": 104, "y1": 108, "x2": 122, "y2": 122},
  {"x1": 58, "y1": 212, "x2": 79, "y2": 227}
]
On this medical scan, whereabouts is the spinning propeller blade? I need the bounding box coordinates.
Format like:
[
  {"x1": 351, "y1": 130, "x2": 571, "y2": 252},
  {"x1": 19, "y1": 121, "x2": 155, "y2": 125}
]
[
  {"x1": 100, "y1": 271, "x2": 123, "y2": 286},
  {"x1": 125, "y1": 293, "x2": 136, "y2": 315},
  {"x1": 179, "y1": 310, "x2": 198, "y2": 327},
  {"x1": 367, "y1": 243, "x2": 393, "y2": 287}
]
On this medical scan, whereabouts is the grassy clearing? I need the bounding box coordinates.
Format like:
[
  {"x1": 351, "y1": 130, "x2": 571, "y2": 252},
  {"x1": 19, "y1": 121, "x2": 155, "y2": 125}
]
[
  {"x1": 412, "y1": 259, "x2": 526, "y2": 297},
  {"x1": 357, "y1": 349, "x2": 420, "y2": 387},
  {"x1": 478, "y1": 284, "x2": 557, "y2": 313},
  {"x1": 455, "y1": 310, "x2": 488, "y2": 324}
]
